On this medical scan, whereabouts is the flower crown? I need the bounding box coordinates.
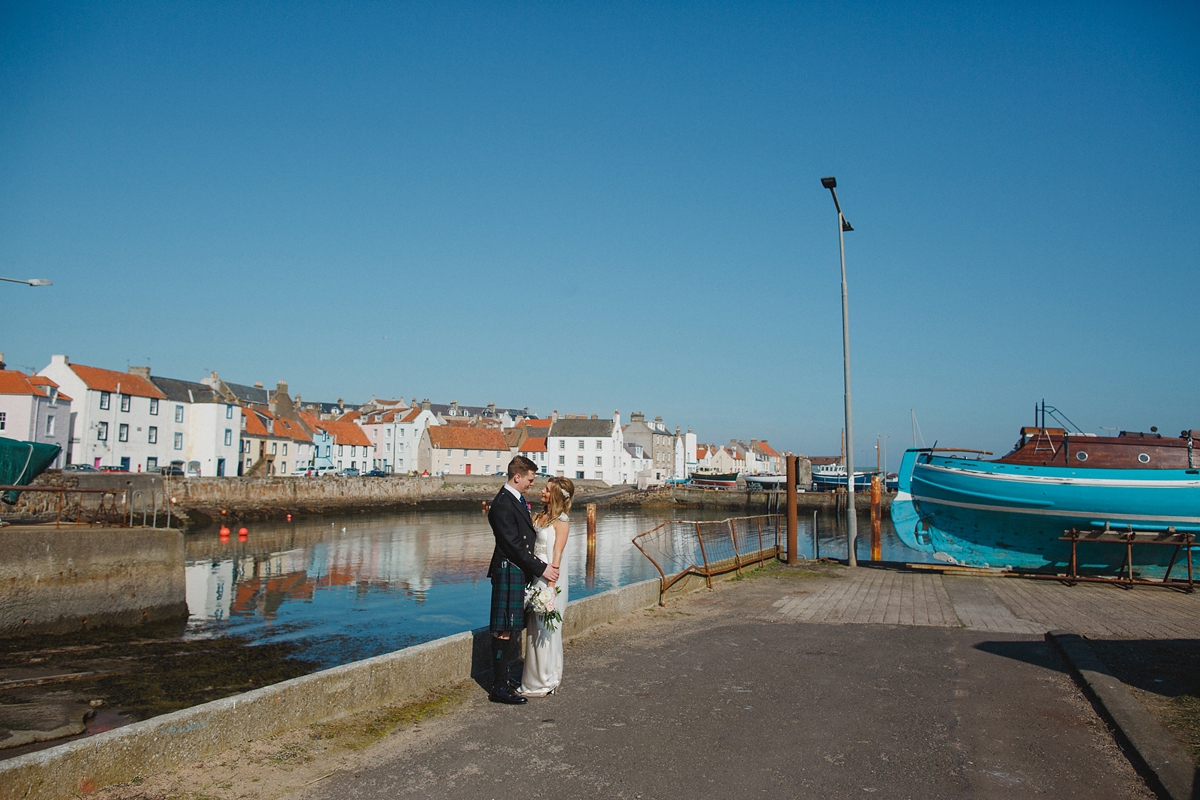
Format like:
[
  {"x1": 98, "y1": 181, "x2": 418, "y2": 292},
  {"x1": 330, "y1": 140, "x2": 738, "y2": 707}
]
[{"x1": 559, "y1": 487, "x2": 570, "y2": 499}]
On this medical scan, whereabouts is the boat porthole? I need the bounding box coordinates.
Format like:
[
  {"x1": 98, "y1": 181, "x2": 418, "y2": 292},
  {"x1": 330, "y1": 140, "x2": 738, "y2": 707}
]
[
  {"x1": 1076, "y1": 451, "x2": 1088, "y2": 462},
  {"x1": 1138, "y1": 453, "x2": 1150, "y2": 463}
]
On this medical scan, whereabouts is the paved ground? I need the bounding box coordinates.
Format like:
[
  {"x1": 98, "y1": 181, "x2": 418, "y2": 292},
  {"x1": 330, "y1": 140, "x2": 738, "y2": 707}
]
[{"x1": 284, "y1": 564, "x2": 1199, "y2": 800}]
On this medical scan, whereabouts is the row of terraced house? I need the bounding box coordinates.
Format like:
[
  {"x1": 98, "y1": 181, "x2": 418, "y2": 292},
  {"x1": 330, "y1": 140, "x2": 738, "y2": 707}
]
[{"x1": 0, "y1": 353, "x2": 786, "y2": 485}]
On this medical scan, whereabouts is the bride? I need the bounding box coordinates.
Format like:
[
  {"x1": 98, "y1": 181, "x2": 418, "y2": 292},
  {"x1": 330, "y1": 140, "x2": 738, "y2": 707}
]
[{"x1": 520, "y1": 476, "x2": 575, "y2": 697}]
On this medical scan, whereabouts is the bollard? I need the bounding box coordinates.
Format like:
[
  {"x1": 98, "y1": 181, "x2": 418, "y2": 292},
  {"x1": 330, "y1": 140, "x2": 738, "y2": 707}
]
[
  {"x1": 813, "y1": 510, "x2": 820, "y2": 559},
  {"x1": 586, "y1": 503, "x2": 597, "y2": 540},
  {"x1": 870, "y1": 474, "x2": 882, "y2": 561},
  {"x1": 786, "y1": 456, "x2": 798, "y2": 564}
]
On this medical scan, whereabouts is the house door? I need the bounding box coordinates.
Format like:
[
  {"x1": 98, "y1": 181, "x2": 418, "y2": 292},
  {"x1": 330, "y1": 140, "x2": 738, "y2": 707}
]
[
  {"x1": 120, "y1": 456, "x2": 130, "y2": 471},
  {"x1": 465, "y1": 463, "x2": 472, "y2": 475},
  {"x1": 217, "y1": 458, "x2": 226, "y2": 477},
  {"x1": 93, "y1": 457, "x2": 101, "y2": 468}
]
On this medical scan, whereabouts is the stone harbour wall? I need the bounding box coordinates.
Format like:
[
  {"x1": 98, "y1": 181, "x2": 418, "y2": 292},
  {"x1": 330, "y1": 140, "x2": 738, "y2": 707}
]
[{"x1": 0, "y1": 526, "x2": 187, "y2": 636}]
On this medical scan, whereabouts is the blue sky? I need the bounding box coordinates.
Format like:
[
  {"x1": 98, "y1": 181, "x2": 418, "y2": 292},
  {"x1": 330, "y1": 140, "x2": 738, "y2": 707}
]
[{"x1": 2, "y1": 1, "x2": 1197, "y2": 466}]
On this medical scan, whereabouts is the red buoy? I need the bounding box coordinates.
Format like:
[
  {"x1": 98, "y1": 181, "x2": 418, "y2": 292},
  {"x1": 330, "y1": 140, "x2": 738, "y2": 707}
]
[
  {"x1": 286, "y1": 513, "x2": 292, "y2": 522},
  {"x1": 238, "y1": 527, "x2": 248, "y2": 540},
  {"x1": 219, "y1": 526, "x2": 230, "y2": 537}
]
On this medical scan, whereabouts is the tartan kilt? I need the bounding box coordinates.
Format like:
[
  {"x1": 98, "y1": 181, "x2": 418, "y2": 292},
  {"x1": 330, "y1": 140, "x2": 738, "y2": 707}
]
[{"x1": 489, "y1": 560, "x2": 528, "y2": 632}]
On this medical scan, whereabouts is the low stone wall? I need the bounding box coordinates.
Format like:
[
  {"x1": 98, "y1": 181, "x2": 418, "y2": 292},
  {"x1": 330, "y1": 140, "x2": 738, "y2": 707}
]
[
  {"x1": 665, "y1": 486, "x2": 893, "y2": 513},
  {"x1": 0, "y1": 526, "x2": 187, "y2": 636},
  {"x1": 0, "y1": 569, "x2": 727, "y2": 799}
]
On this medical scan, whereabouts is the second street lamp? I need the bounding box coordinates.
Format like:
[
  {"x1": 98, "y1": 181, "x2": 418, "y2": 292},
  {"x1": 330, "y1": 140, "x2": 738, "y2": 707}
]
[
  {"x1": 820, "y1": 176, "x2": 858, "y2": 567},
  {"x1": 0, "y1": 277, "x2": 52, "y2": 287}
]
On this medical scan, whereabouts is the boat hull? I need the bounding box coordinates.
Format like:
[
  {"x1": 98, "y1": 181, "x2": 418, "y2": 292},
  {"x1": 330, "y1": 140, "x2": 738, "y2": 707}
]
[
  {"x1": 690, "y1": 472, "x2": 739, "y2": 488},
  {"x1": 891, "y1": 448, "x2": 1200, "y2": 574},
  {"x1": 812, "y1": 471, "x2": 874, "y2": 491}
]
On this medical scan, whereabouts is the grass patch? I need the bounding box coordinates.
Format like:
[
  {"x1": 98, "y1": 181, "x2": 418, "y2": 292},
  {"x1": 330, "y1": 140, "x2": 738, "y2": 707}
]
[{"x1": 311, "y1": 682, "x2": 472, "y2": 751}]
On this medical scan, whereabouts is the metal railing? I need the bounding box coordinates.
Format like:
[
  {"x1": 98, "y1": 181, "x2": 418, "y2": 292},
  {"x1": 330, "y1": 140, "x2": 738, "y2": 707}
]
[
  {"x1": 633, "y1": 514, "x2": 784, "y2": 596},
  {"x1": 0, "y1": 485, "x2": 130, "y2": 528}
]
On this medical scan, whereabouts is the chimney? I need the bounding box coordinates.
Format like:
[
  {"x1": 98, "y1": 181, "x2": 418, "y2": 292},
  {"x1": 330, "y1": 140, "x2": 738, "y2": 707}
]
[
  {"x1": 450, "y1": 400, "x2": 459, "y2": 415},
  {"x1": 591, "y1": 414, "x2": 598, "y2": 420},
  {"x1": 487, "y1": 402, "x2": 495, "y2": 415},
  {"x1": 751, "y1": 438, "x2": 758, "y2": 446},
  {"x1": 523, "y1": 407, "x2": 529, "y2": 416},
  {"x1": 422, "y1": 398, "x2": 431, "y2": 411},
  {"x1": 254, "y1": 381, "x2": 263, "y2": 388},
  {"x1": 676, "y1": 426, "x2": 681, "y2": 435},
  {"x1": 552, "y1": 410, "x2": 559, "y2": 422},
  {"x1": 129, "y1": 366, "x2": 151, "y2": 378},
  {"x1": 0, "y1": 353, "x2": 5, "y2": 370},
  {"x1": 614, "y1": 409, "x2": 621, "y2": 426},
  {"x1": 655, "y1": 416, "x2": 663, "y2": 424},
  {"x1": 631, "y1": 412, "x2": 644, "y2": 422},
  {"x1": 51, "y1": 354, "x2": 70, "y2": 366}
]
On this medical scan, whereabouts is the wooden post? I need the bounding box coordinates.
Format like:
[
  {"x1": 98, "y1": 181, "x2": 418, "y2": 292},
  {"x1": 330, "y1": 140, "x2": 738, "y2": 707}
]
[
  {"x1": 786, "y1": 455, "x2": 798, "y2": 565},
  {"x1": 585, "y1": 503, "x2": 597, "y2": 586},
  {"x1": 870, "y1": 474, "x2": 882, "y2": 561}
]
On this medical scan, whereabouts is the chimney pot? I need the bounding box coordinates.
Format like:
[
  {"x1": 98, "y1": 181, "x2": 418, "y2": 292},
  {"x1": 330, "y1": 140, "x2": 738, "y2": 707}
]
[{"x1": 254, "y1": 381, "x2": 263, "y2": 388}]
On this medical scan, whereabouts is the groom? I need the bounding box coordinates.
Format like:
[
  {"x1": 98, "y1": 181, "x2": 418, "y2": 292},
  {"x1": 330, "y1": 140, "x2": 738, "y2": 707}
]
[{"x1": 486, "y1": 456, "x2": 558, "y2": 705}]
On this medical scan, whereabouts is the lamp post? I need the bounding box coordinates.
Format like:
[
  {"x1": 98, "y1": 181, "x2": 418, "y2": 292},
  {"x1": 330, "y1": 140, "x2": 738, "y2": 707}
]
[
  {"x1": 820, "y1": 176, "x2": 858, "y2": 566},
  {"x1": 0, "y1": 277, "x2": 52, "y2": 287}
]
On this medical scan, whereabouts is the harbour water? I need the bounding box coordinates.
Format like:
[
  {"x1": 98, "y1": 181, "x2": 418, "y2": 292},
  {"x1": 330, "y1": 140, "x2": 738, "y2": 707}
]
[{"x1": 183, "y1": 505, "x2": 929, "y2": 669}]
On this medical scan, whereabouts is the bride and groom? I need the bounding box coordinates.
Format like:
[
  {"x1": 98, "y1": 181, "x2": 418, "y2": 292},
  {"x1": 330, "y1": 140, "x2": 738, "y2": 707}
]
[{"x1": 486, "y1": 456, "x2": 575, "y2": 705}]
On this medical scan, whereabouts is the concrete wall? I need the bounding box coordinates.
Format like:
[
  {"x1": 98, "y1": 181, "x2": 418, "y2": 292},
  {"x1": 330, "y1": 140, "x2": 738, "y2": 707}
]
[
  {"x1": 0, "y1": 526, "x2": 187, "y2": 636},
  {"x1": 0, "y1": 567, "x2": 744, "y2": 800}
]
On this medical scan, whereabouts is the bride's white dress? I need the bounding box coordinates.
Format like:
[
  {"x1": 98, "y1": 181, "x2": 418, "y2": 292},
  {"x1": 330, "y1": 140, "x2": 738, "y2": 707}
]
[{"x1": 520, "y1": 513, "x2": 568, "y2": 696}]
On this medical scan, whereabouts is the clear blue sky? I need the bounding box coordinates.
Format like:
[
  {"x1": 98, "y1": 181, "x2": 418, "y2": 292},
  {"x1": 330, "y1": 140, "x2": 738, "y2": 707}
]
[{"x1": 2, "y1": 1, "x2": 1197, "y2": 466}]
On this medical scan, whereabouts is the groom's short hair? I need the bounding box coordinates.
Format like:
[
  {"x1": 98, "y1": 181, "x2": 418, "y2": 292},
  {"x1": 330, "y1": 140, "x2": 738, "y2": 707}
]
[{"x1": 507, "y1": 456, "x2": 537, "y2": 479}]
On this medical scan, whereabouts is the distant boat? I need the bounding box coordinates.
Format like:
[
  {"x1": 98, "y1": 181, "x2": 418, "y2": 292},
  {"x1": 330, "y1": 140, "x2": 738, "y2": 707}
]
[
  {"x1": 690, "y1": 471, "x2": 739, "y2": 488},
  {"x1": 891, "y1": 423, "x2": 1200, "y2": 574},
  {"x1": 743, "y1": 474, "x2": 787, "y2": 490},
  {"x1": 811, "y1": 462, "x2": 873, "y2": 491}
]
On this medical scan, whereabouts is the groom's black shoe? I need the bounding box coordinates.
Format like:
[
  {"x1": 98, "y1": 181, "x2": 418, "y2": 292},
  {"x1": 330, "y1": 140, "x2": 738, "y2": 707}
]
[{"x1": 490, "y1": 637, "x2": 527, "y2": 705}]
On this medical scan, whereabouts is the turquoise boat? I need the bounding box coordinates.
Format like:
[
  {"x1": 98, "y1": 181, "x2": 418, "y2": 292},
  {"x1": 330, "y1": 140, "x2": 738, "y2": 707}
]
[{"x1": 891, "y1": 423, "x2": 1200, "y2": 575}]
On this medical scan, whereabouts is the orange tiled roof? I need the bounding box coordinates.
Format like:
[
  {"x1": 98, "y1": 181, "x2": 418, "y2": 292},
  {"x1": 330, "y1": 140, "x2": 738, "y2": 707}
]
[
  {"x1": 755, "y1": 441, "x2": 780, "y2": 457},
  {"x1": 243, "y1": 408, "x2": 270, "y2": 437},
  {"x1": 0, "y1": 370, "x2": 51, "y2": 398},
  {"x1": 400, "y1": 407, "x2": 425, "y2": 423},
  {"x1": 428, "y1": 426, "x2": 509, "y2": 451},
  {"x1": 319, "y1": 420, "x2": 371, "y2": 447},
  {"x1": 523, "y1": 419, "x2": 552, "y2": 428},
  {"x1": 274, "y1": 416, "x2": 313, "y2": 443},
  {"x1": 337, "y1": 410, "x2": 361, "y2": 423},
  {"x1": 26, "y1": 375, "x2": 71, "y2": 401},
  {"x1": 298, "y1": 410, "x2": 323, "y2": 429},
  {"x1": 519, "y1": 436, "x2": 548, "y2": 453},
  {"x1": 68, "y1": 363, "x2": 166, "y2": 399}
]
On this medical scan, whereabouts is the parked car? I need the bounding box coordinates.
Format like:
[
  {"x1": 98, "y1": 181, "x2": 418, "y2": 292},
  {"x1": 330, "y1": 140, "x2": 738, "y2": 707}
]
[
  {"x1": 337, "y1": 467, "x2": 360, "y2": 477},
  {"x1": 99, "y1": 465, "x2": 129, "y2": 473},
  {"x1": 160, "y1": 464, "x2": 185, "y2": 477},
  {"x1": 363, "y1": 468, "x2": 388, "y2": 477},
  {"x1": 63, "y1": 464, "x2": 98, "y2": 472}
]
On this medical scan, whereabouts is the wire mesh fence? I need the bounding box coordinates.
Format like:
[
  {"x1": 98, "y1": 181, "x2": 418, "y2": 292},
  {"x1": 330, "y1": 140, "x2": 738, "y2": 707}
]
[{"x1": 632, "y1": 514, "x2": 783, "y2": 594}]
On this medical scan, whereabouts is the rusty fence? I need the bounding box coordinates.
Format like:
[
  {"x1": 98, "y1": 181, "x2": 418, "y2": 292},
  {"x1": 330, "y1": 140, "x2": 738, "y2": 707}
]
[
  {"x1": 632, "y1": 514, "x2": 784, "y2": 595},
  {"x1": 0, "y1": 485, "x2": 136, "y2": 528}
]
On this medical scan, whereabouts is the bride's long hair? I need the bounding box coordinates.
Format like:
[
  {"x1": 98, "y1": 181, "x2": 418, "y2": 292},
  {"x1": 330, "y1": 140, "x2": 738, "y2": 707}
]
[{"x1": 535, "y1": 476, "x2": 575, "y2": 527}]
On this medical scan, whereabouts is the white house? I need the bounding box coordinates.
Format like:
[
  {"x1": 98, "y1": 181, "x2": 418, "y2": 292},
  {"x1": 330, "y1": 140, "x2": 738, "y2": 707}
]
[
  {"x1": 147, "y1": 374, "x2": 242, "y2": 477},
  {"x1": 546, "y1": 412, "x2": 624, "y2": 485},
  {"x1": 0, "y1": 362, "x2": 72, "y2": 467},
  {"x1": 240, "y1": 407, "x2": 315, "y2": 476},
  {"x1": 39, "y1": 355, "x2": 172, "y2": 471},
  {"x1": 417, "y1": 426, "x2": 510, "y2": 476},
  {"x1": 358, "y1": 405, "x2": 438, "y2": 474}
]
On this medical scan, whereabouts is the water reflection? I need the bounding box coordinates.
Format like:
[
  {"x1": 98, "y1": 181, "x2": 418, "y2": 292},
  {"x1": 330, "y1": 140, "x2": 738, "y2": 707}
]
[{"x1": 184, "y1": 506, "x2": 930, "y2": 668}]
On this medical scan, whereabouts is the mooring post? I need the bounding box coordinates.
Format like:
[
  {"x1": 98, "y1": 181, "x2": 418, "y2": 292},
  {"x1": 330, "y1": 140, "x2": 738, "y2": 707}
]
[
  {"x1": 786, "y1": 455, "x2": 798, "y2": 564},
  {"x1": 870, "y1": 474, "x2": 882, "y2": 561}
]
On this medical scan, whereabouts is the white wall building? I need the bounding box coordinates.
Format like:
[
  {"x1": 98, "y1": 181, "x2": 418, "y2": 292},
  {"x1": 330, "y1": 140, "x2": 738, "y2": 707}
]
[
  {"x1": 358, "y1": 406, "x2": 438, "y2": 473},
  {"x1": 148, "y1": 374, "x2": 242, "y2": 477},
  {"x1": 546, "y1": 413, "x2": 624, "y2": 485},
  {"x1": 0, "y1": 364, "x2": 72, "y2": 467},
  {"x1": 417, "y1": 426, "x2": 510, "y2": 476}
]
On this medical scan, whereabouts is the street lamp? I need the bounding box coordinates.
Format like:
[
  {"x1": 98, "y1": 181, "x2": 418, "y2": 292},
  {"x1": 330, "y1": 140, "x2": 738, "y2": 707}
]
[
  {"x1": 820, "y1": 176, "x2": 858, "y2": 566},
  {"x1": 0, "y1": 277, "x2": 52, "y2": 287}
]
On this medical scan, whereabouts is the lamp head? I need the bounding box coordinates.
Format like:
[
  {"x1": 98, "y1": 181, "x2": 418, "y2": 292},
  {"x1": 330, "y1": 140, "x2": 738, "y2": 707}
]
[
  {"x1": 820, "y1": 176, "x2": 837, "y2": 190},
  {"x1": 27, "y1": 279, "x2": 52, "y2": 287}
]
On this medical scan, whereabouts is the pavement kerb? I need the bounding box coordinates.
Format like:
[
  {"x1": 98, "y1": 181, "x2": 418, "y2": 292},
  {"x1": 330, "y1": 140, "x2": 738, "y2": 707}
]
[
  {"x1": 0, "y1": 574, "x2": 694, "y2": 800},
  {"x1": 1047, "y1": 630, "x2": 1199, "y2": 800}
]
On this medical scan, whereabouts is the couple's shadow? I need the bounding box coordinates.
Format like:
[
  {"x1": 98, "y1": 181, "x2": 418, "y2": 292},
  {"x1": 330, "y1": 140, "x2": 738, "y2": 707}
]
[{"x1": 470, "y1": 627, "x2": 524, "y2": 691}]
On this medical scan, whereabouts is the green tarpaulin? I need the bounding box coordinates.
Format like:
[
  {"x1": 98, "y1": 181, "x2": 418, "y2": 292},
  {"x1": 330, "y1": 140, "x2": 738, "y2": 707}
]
[{"x1": 0, "y1": 436, "x2": 62, "y2": 505}]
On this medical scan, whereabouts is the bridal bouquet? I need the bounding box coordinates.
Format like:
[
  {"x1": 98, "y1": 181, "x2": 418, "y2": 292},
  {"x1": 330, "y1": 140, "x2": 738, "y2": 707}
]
[{"x1": 525, "y1": 584, "x2": 563, "y2": 632}]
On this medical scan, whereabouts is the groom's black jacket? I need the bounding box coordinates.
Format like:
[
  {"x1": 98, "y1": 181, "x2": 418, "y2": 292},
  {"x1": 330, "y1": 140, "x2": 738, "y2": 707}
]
[{"x1": 487, "y1": 487, "x2": 548, "y2": 583}]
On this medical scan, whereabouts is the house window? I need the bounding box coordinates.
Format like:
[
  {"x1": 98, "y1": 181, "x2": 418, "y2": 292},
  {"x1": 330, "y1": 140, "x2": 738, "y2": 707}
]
[
  {"x1": 596, "y1": 440, "x2": 603, "y2": 449},
  {"x1": 99, "y1": 392, "x2": 111, "y2": 410},
  {"x1": 45, "y1": 415, "x2": 55, "y2": 436},
  {"x1": 174, "y1": 405, "x2": 184, "y2": 423},
  {"x1": 224, "y1": 429, "x2": 233, "y2": 446},
  {"x1": 577, "y1": 456, "x2": 584, "y2": 465},
  {"x1": 120, "y1": 394, "x2": 131, "y2": 412},
  {"x1": 174, "y1": 432, "x2": 183, "y2": 450},
  {"x1": 558, "y1": 455, "x2": 565, "y2": 465},
  {"x1": 283, "y1": 443, "x2": 288, "y2": 455},
  {"x1": 338, "y1": 445, "x2": 344, "y2": 457},
  {"x1": 0, "y1": 412, "x2": 5, "y2": 430},
  {"x1": 118, "y1": 423, "x2": 129, "y2": 442},
  {"x1": 226, "y1": 405, "x2": 234, "y2": 419},
  {"x1": 271, "y1": 442, "x2": 278, "y2": 454},
  {"x1": 146, "y1": 457, "x2": 158, "y2": 471},
  {"x1": 558, "y1": 440, "x2": 565, "y2": 450},
  {"x1": 594, "y1": 471, "x2": 603, "y2": 480},
  {"x1": 148, "y1": 426, "x2": 158, "y2": 444},
  {"x1": 578, "y1": 440, "x2": 584, "y2": 450},
  {"x1": 576, "y1": 471, "x2": 584, "y2": 479},
  {"x1": 596, "y1": 457, "x2": 602, "y2": 467},
  {"x1": 150, "y1": 398, "x2": 159, "y2": 415},
  {"x1": 386, "y1": 429, "x2": 391, "y2": 437},
  {"x1": 97, "y1": 422, "x2": 108, "y2": 441},
  {"x1": 280, "y1": 461, "x2": 287, "y2": 474}
]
